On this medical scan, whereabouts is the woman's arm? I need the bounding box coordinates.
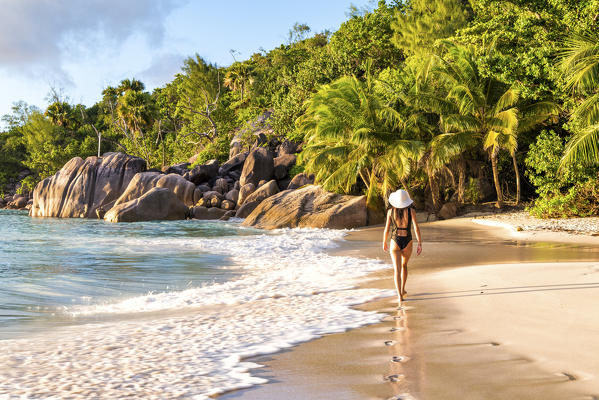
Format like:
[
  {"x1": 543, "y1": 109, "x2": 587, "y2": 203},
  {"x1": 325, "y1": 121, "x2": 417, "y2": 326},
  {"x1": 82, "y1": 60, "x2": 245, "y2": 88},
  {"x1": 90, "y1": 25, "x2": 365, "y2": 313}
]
[
  {"x1": 382, "y1": 209, "x2": 392, "y2": 252},
  {"x1": 411, "y1": 209, "x2": 422, "y2": 255}
]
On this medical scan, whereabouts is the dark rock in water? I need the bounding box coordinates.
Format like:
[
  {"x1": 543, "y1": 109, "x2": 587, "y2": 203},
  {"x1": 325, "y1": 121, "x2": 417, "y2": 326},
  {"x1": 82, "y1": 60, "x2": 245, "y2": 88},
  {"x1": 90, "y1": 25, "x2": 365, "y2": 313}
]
[
  {"x1": 114, "y1": 172, "x2": 195, "y2": 207},
  {"x1": 162, "y1": 162, "x2": 190, "y2": 175},
  {"x1": 242, "y1": 185, "x2": 375, "y2": 229},
  {"x1": 235, "y1": 200, "x2": 260, "y2": 219},
  {"x1": 8, "y1": 195, "x2": 28, "y2": 209},
  {"x1": 237, "y1": 183, "x2": 256, "y2": 206},
  {"x1": 218, "y1": 152, "x2": 248, "y2": 176},
  {"x1": 233, "y1": 181, "x2": 241, "y2": 191},
  {"x1": 239, "y1": 148, "x2": 274, "y2": 188},
  {"x1": 438, "y1": 202, "x2": 458, "y2": 220},
  {"x1": 30, "y1": 152, "x2": 147, "y2": 218},
  {"x1": 287, "y1": 172, "x2": 314, "y2": 190},
  {"x1": 243, "y1": 180, "x2": 279, "y2": 205},
  {"x1": 273, "y1": 154, "x2": 296, "y2": 180},
  {"x1": 191, "y1": 206, "x2": 227, "y2": 220},
  {"x1": 186, "y1": 160, "x2": 219, "y2": 185},
  {"x1": 104, "y1": 188, "x2": 188, "y2": 222},
  {"x1": 220, "y1": 210, "x2": 236, "y2": 221}
]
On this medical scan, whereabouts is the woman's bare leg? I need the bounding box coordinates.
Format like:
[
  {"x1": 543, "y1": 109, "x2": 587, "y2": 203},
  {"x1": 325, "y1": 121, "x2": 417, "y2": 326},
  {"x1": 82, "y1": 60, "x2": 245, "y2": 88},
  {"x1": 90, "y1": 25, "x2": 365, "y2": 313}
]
[
  {"x1": 400, "y1": 241, "x2": 413, "y2": 297},
  {"x1": 389, "y1": 241, "x2": 403, "y2": 306}
]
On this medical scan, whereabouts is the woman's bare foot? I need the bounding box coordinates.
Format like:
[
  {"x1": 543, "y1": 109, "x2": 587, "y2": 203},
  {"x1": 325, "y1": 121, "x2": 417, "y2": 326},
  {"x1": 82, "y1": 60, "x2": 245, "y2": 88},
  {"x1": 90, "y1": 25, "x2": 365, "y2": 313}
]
[{"x1": 401, "y1": 290, "x2": 407, "y2": 297}]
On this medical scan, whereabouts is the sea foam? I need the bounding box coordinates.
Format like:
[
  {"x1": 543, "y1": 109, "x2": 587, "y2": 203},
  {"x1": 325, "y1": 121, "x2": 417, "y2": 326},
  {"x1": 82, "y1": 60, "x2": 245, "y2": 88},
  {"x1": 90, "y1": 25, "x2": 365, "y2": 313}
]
[{"x1": 0, "y1": 226, "x2": 393, "y2": 399}]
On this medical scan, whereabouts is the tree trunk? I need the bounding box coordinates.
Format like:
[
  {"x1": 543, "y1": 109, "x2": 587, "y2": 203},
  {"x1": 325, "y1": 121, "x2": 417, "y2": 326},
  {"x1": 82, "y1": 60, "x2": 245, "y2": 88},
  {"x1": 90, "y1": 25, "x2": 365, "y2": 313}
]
[
  {"x1": 490, "y1": 151, "x2": 503, "y2": 208},
  {"x1": 511, "y1": 153, "x2": 520, "y2": 205},
  {"x1": 457, "y1": 156, "x2": 466, "y2": 204},
  {"x1": 428, "y1": 171, "x2": 441, "y2": 211}
]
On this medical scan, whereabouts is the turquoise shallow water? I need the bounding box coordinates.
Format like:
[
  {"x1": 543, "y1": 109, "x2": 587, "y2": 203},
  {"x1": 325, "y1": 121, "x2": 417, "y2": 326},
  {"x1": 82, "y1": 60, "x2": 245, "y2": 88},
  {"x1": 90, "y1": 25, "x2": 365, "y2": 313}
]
[{"x1": 0, "y1": 209, "x2": 257, "y2": 339}]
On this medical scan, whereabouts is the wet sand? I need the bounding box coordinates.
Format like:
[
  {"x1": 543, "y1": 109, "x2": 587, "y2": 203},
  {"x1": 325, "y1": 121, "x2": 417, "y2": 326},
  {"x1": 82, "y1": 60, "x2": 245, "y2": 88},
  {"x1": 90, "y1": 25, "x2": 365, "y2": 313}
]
[{"x1": 222, "y1": 218, "x2": 599, "y2": 399}]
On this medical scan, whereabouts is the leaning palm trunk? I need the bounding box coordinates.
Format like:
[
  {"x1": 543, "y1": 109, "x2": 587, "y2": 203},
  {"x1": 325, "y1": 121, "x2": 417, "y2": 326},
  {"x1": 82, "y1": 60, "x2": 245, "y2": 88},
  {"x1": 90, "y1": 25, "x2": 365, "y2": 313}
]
[
  {"x1": 457, "y1": 156, "x2": 467, "y2": 203},
  {"x1": 511, "y1": 153, "x2": 520, "y2": 205},
  {"x1": 490, "y1": 150, "x2": 503, "y2": 208},
  {"x1": 428, "y1": 171, "x2": 441, "y2": 210}
]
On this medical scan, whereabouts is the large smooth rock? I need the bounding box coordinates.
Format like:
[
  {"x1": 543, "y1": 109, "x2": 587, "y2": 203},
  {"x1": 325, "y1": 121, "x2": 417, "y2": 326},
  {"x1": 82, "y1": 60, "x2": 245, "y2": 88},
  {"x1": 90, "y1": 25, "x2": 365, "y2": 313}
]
[
  {"x1": 30, "y1": 152, "x2": 147, "y2": 218},
  {"x1": 239, "y1": 148, "x2": 274, "y2": 187},
  {"x1": 114, "y1": 172, "x2": 196, "y2": 207},
  {"x1": 235, "y1": 200, "x2": 261, "y2": 219},
  {"x1": 438, "y1": 202, "x2": 458, "y2": 220},
  {"x1": 186, "y1": 160, "x2": 219, "y2": 185},
  {"x1": 243, "y1": 180, "x2": 279, "y2": 204},
  {"x1": 273, "y1": 154, "x2": 296, "y2": 181},
  {"x1": 191, "y1": 206, "x2": 227, "y2": 220},
  {"x1": 242, "y1": 185, "x2": 372, "y2": 229},
  {"x1": 287, "y1": 172, "x2": 314, "y2": 190},
  {"x1": 238, "y1": 183, "x2": 256, "y2": 206},
  {"x1": 219, "y1": 152, "x2": 248, "y2": 176},
  {"x1": 225, "y1": 189, "x2": 239, "y2": 204},
  {"x1": 104, "y1": 188, "x2": 188, "y2": 223}
]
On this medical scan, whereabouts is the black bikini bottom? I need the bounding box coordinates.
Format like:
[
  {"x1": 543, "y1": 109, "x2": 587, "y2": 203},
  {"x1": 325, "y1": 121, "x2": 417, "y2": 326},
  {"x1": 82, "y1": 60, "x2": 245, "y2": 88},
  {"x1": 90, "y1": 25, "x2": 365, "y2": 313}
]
[{"x1": 393, "y1": 235, "x2": 412, "y2": 250}]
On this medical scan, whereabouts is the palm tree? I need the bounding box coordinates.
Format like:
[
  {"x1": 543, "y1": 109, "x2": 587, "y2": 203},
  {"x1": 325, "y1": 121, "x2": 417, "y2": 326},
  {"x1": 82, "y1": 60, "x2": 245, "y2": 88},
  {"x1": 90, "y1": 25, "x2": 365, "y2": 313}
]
[
  {"x1": 118, "y1": 78, "x2": 145, "y2": 94},
  {"x1": 296, "y1": 74, "x2": 424, "y2": 208},
  {"x1": 422, "y1": 42, "x2": 557, "y2": 207},
  {"x1": 560, "y1": 32, "x2": 599, "y2": 166},
  {"x1": 224, "y1": 62, "x2": 255, "y2": 102},
  {"x1": 44, "y1": 101, "x2": 73, "y2": 128}
]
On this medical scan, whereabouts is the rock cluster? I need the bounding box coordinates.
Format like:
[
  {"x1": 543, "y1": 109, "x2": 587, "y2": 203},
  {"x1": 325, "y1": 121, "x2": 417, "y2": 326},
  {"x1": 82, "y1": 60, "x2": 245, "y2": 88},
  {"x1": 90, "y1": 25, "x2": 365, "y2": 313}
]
[
  {"x1": 26, "y1": 127, "x2": 378, "y2": 229},
  {"x1": 1, "y1": 194, "x2": 31, "y2": 210}
]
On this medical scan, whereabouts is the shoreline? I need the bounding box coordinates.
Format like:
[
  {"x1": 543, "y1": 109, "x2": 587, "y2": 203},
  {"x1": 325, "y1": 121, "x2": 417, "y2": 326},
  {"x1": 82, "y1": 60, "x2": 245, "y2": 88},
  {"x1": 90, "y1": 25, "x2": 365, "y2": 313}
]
[{"x1": 223, "y1": 215, "x2": 599, "y2": 399}]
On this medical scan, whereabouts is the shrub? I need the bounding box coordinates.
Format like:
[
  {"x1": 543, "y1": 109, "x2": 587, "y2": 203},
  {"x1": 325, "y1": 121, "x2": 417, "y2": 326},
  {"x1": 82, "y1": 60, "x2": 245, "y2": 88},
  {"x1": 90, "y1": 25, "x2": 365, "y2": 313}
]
[{"x1": 525, "y1": 130, "x2": 599, "y2": 218}]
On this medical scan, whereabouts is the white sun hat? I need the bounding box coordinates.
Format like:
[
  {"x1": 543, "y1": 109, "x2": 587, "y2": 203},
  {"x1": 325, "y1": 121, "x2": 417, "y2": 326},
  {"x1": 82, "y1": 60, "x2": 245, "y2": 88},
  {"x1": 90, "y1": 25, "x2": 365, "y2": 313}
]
[{"x1": 388, "y1": 189, "x2": 413, "y2": 209}]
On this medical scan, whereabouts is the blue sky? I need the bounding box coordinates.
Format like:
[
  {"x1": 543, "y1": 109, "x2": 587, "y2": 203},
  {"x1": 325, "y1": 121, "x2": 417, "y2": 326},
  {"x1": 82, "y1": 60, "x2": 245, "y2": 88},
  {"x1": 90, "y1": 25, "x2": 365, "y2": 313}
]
[{"x1": 0, "y1": 0, "x2": 372, "y2": 123}]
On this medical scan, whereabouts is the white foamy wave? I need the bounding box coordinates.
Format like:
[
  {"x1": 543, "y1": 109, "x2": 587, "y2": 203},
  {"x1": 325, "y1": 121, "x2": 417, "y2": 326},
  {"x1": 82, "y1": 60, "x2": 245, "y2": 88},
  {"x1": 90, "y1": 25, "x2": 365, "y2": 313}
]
[
  {"x1": 70, "y1": 228, "x2": 387, "y2": 315},
  {"x1": 0, "y1": 226, "x2": 394, "y2": 399}
]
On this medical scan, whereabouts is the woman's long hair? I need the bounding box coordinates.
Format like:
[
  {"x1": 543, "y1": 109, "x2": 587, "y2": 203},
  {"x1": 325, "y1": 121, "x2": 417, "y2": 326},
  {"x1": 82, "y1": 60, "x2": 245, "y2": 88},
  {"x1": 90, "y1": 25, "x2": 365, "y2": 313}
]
[{"x1": 392, "y1": 206, "x2": 409, "y2": 227}]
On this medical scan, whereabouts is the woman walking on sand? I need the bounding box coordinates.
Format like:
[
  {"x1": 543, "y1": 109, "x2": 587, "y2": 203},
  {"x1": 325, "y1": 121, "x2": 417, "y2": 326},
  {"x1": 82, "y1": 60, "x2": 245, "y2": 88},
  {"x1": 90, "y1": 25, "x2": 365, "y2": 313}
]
[{"x1": 383, "y1": 189, "x2": 422, "y2": 308}]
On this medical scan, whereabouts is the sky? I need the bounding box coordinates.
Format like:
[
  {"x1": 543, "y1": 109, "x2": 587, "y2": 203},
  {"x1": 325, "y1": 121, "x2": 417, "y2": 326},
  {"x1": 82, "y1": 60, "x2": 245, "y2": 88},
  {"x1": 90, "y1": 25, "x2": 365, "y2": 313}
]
[{"x1": 0, "y1": 0, "x2": 372, "y2": 125}]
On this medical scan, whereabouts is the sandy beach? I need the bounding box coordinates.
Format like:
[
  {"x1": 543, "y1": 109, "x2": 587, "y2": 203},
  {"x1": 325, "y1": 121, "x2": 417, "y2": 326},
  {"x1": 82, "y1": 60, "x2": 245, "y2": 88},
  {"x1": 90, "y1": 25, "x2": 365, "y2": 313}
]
[{"x1": 223, "y1": 215, "x2": 599, "y2": 399}]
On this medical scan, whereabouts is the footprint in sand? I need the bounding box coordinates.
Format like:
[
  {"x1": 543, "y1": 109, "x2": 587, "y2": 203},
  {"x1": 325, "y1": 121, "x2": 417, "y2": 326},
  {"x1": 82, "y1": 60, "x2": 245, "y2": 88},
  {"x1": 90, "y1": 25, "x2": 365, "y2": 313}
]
[
  {"x1": 385, "y1": 340, "x2": 397, "y2": 346},
  {"x1": 556, "y1": 372, "x2": 577, "y2": 381},
  {"x1": 385, "y1": 374, "x2": 404, "y2": 382},
  {"x1": 390, "y1": 327, "x2": 405, "y2": 333},
  {"x1": 391, "y1": 355, "x2": 410, "y2": 363}
]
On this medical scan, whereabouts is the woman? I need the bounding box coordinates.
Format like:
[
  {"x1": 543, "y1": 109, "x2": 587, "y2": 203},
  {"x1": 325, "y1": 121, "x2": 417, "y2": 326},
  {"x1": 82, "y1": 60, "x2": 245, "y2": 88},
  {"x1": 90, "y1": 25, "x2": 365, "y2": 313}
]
[{"x1": 383, "y1": 189, "x2": 422, "y2": 308}]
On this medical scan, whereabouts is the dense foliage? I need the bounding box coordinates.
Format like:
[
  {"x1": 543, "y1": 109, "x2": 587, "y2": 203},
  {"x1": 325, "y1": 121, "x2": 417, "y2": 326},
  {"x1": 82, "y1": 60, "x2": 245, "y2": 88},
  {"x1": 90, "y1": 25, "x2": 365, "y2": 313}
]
[{"x1": 2, "y1": 0, "x2": 599, "y2": 216}]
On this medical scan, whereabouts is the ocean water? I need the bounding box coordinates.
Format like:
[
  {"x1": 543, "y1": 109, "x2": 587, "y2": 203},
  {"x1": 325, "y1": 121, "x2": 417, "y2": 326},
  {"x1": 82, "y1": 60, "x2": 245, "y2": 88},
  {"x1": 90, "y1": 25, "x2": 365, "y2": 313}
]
[{"x1": 0, "y1": 209, "x2": 392, "y2": 399}]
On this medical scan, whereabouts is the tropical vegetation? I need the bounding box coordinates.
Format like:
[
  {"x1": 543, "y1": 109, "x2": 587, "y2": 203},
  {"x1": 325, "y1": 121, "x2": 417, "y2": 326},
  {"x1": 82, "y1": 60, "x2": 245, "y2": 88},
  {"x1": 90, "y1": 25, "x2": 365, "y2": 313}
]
[{"x1": 2, "y1": 0, "x2": 599, "y2": 216}]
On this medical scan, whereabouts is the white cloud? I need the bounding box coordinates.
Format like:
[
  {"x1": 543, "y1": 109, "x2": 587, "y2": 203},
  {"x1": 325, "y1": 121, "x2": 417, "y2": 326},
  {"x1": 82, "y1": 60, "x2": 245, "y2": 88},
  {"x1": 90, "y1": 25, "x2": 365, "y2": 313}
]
[{"x1": 0, "y1": 0, "x2": 187, "y2": 80}]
